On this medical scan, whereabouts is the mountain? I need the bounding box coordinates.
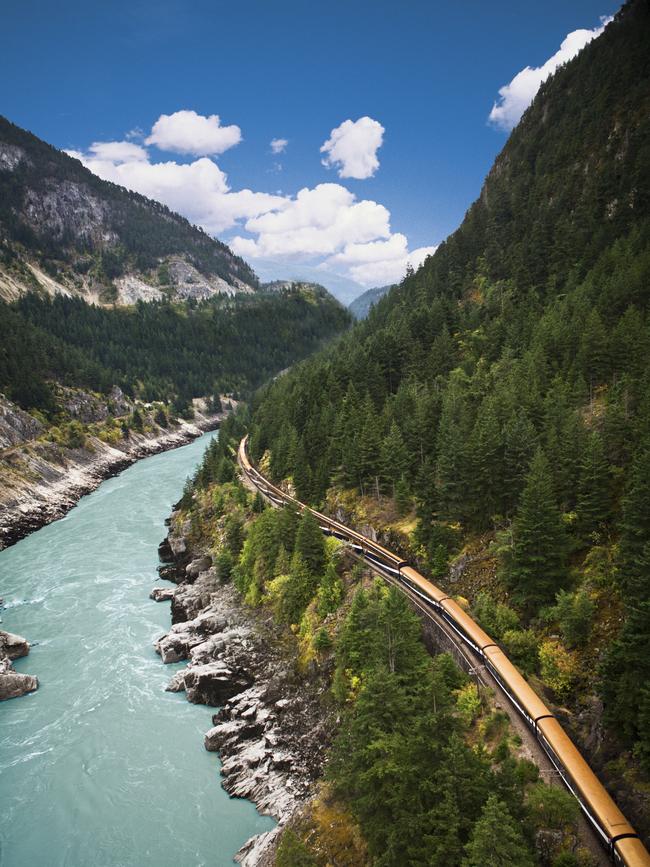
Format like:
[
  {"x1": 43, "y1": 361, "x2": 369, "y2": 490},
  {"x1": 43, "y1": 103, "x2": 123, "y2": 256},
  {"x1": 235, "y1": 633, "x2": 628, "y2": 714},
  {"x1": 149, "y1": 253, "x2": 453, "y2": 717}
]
[
  {"x1": 0, "y1": 116, "x2": 258, "y2": 304},
  {"x1": 246, "y1": 0, "x2": 650, "y2": 834},
  {"x1": 348, "y1": 284, "x2": 393, "y2": 319},
  {"x1": 251, "y1": 258, "x2": 366, "y2": 306}
]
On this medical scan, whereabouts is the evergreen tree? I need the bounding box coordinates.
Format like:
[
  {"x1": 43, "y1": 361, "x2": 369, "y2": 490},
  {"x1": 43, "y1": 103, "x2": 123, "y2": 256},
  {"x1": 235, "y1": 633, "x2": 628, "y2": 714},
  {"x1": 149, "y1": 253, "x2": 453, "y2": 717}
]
[
  {"x1": 576, "y1": 431, "x2": 611, "y2": 540},
  {"x1": 435, "y1": 377, "x2": 472, "y2": 524},
  {"x1": 502, "y1": 408, "x2": 536, "y2": 515},
  {"x1": 281, "y1": 552, "x2": 317, "y2": 623},
  {"x1": 463, "y1": 794, "x2": 534, "y2": 867},
  {"x1": 616, "y1": 439, "x2": 650, "y2": 592},
  {"x1": 294, "y1": 511, "x2": 326, "y2": 577},
  {"x1": 380, "y1": 420, "x2": 409, "y2": 495},
  {"x1": 469, "y1": 396, "x2": 504, "y2": 528},
  {"x1": 317, "y1": 561, "x2": 343, "y2": 616},
  {"x1": 507, "y1": 448, "x2": 568, "y2": 608}
]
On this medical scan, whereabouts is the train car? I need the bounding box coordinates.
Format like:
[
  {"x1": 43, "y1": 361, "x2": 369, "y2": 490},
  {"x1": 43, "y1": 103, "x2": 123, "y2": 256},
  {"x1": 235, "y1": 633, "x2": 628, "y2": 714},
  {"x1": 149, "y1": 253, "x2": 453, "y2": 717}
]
[
  {"x1": 616, "y1": 838, "x2": 650, "y2": 867},
  {"x1": 536, "y1": 716, "x2": 648, "y2": 865},
  {"x1": 482, "y1": 645, "x2": 551, "y2": 729}
]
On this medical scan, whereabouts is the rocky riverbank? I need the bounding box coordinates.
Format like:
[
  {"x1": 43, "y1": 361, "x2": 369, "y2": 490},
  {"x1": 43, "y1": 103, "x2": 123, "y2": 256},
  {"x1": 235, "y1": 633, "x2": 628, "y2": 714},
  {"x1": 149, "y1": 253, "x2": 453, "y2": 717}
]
[
  {"x1": 0, "y1": 397, "x2": 225, "y2": 550},
  {"x1": 0, "y1": 627, "x2": 38, "y2": 701},
  {"x1": 153, "y1": 515, "x2": 335, "y2": 865}
]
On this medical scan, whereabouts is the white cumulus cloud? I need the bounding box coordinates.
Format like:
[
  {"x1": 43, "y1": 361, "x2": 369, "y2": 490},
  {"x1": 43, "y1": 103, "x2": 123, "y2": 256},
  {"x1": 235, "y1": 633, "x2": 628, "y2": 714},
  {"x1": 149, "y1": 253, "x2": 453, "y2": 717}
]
[
  {"x1": 329, "y1": 234, "x2": 437, "y2": 285},
  {"x1": 232, "y1": 183, "x2": 391, "y2": 258},
  {"x1": 320, "y1": 116, "x2": 384, "y2": 179},
  {"x1": 145, "y1": 109, "x2": 242, "y2": 155},
  {"x1": 68, "y1": 111, "x2": 435, "y2": 289},
  {"x1": 488, "y1": 16, "x2": 611, "y2": 131},
  {"x1": 270, "y1": 138, "x2": 288, "y2": 154},
  {"x1": 232, "y1": 188, "x2": 435, "y2": 286},
  {"x1": 67, "y1": 143, "x2": 286, "y2": 234}
]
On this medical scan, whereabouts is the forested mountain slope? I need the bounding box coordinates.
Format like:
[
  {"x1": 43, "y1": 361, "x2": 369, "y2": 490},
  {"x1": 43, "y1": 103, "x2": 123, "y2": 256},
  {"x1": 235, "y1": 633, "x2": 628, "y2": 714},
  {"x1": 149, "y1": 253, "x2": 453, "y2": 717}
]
[
  {"x1": 0, "y1": 284, "x2": 351, "y2": 415},
  {"x1": 247, "y1": 0, "x2": 650, "y2": 826},
  {"x1": 0, "y1": 116, "x2": 257, "y2": 304}
]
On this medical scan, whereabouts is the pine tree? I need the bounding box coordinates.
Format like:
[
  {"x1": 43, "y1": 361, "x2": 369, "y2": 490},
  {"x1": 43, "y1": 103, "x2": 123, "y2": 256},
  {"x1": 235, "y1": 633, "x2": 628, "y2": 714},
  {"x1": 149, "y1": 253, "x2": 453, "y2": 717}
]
[
  {"x1": 294, "y1": 511, "x2": 326, "y2": 577},
  {"x1": 357, "y1": 394, "x2": 382, "y2": 494},
  {"x1": 281, "y1": 551, "x2": 317, "y2": 623},
  {"x1": 578, "y1": 308, "x2": 609, "y2": 390},
  {"x1": 616, "y1": 439, "x2": 650, "y2": 593},
  {"x1": 502, "y1": 408, "x2": 536, "y2": 515},
  {"x1": 469, "y1": 396, "x2": 504, "y2": 528},
  {"x1": 463, "y1": 794, "x2": 534, "y2": 867},
  {"x1": 317, "y1": 561, "x2": 343, "y2": 616},
  {"x1": 435, "y1": 377, "x2": 472, "y2": 524},
  {"x1": 508, "y1": 448, "x2": 568, "y2": 608},
  {"x1": 380, "y1": 420, "x2": 409, "y2": 495},
  {"x1": 576, "y1": 431, "x2": 610, "y2": 540}
]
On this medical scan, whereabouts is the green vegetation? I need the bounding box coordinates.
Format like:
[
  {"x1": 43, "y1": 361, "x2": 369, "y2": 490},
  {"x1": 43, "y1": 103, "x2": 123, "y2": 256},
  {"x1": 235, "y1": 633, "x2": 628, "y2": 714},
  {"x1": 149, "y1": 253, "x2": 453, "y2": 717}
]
[
  {"x1": 175, "y1": 431, "x2": 591, "y2": 864},
  {"x1": 246, "y1": 1, "x2": 650, "y2": 783},
  {"x1": 0, "y1": 287, "x2": 350, "y2": 414}
]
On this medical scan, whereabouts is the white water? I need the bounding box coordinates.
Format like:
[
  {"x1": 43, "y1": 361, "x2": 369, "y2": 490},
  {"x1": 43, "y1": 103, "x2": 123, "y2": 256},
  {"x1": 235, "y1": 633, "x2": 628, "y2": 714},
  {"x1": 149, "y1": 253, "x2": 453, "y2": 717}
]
[{"x1": 0, "y1": 432, "x2": 274, "y2": 866}]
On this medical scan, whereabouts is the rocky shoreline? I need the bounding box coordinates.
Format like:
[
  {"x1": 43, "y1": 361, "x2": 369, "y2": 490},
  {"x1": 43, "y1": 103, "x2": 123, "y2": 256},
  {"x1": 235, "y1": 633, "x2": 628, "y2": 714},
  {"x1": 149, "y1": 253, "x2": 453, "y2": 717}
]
[
  {"x1": 153, "y1": 514, "x2": 335, "y2": 865},
  {"x1": 0, "y1": 411, "x2": 223, "y2": 551},
  {"x1": 0, "y1": 627, "x2": 38, "y2": 701}
]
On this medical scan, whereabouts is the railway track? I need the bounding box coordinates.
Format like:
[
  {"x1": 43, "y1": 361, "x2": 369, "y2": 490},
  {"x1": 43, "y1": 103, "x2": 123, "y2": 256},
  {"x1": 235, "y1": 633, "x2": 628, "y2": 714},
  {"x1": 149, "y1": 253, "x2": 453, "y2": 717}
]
[{"x1": 237, "y1": 435, "x2": 650, "y2": 867}]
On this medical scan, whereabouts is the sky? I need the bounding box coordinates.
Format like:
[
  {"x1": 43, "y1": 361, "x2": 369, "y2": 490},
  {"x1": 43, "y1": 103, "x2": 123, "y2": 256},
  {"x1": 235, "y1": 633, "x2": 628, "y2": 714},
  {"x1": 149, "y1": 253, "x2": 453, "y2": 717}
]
[{"x1": 2, "y1": 0, "x2": 621, "y2": 302}]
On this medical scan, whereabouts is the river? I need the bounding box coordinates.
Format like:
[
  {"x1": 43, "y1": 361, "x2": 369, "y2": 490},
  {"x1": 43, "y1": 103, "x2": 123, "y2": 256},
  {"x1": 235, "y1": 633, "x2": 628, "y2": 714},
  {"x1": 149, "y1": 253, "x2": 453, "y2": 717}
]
[{"x1": 0, "y1": 431, "x2": 275, "y2": 867}]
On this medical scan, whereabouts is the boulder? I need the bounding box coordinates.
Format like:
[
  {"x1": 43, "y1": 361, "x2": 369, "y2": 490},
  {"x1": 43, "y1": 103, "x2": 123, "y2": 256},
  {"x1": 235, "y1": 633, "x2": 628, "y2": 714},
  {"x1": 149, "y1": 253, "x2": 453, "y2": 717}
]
[
  {"x1": 171, "y1": 568, "x2": 219, "y2": 623},
  {"x1": 0, "y1": 657, "x2": 38, "y2": 700},
  {"x1": 0, "y1": 630, "x2": 30, "y2": 660},
  {"x1": 149, "y1": 587, "x2": 175, "y2": 602},
  {"x1": 186, "y1": 555, "x2": 212, "y2": 580},
  {"x1": 165, "y1": 670, "x2": 187, "y2": 692},
  {"x1": 184, "y1": 661, "x2": 252, "y2": 705}
]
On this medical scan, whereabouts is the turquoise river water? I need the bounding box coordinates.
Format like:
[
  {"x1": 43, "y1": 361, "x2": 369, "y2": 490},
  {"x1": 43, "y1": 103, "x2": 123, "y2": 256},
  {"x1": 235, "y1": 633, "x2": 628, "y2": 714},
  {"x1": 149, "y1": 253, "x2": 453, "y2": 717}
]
[{"x1": 0, "y1": 431, "x2": 275, "y2": 866}]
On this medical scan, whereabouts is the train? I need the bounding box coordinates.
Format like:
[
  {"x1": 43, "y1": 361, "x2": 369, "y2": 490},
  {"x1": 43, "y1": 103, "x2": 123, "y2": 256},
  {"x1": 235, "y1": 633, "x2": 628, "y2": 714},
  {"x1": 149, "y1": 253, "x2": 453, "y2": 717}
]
[{"x1": 237, "y1": 435, "x2": 650, "y2": 867}]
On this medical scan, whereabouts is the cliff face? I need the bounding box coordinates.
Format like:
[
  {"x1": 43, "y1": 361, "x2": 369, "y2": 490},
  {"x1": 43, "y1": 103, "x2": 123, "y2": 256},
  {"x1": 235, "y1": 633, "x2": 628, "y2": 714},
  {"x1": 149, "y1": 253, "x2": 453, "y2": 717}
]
[
  {"x1": 0, "y1": 117, "x2": 258, "y2": 304},
  {"x1": 0, "y1": 392, "x2": 227, "y2": 549}
]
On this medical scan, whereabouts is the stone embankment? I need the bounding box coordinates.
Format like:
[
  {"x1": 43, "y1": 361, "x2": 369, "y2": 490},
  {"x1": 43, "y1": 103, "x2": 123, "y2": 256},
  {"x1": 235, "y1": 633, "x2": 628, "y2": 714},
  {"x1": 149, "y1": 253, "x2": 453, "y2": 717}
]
[
  {"x1": 153, "y1": 517, "x2": 334, "y2": 865},
  {"x1": 0, "y1": 627, "x2": 38, "y2": 701},
  {"x1": 0, "y1": 393, "x2": 225, "y2": 550}
]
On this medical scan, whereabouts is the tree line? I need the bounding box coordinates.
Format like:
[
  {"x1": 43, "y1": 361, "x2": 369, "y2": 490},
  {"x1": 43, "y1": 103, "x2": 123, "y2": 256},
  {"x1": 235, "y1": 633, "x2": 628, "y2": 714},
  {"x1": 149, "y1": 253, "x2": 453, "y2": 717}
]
[{"x1": 0, "y1": 287, "x2": 351, "y2": 414}]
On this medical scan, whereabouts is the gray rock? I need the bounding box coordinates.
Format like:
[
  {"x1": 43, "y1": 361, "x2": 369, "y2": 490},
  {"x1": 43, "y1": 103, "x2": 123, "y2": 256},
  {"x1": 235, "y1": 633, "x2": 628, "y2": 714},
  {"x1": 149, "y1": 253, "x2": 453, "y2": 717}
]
[
  {"x1": 184, "y1": 661, "x2": 252, "y2": 705},
  {"x1": 0, "y1": 396, "x2": 43, "y2": 449},
  {"x1": 149, "y1": 587, "x2": 175, "y2": 602},
  {"x1": 0, "y1": 657, "x2": 38, "y2": 701},
  {"x1": 186, "y1": 555, "x2": 212, "y2": 580},
  {"x1": 171, "y1": 569, "x2": 219, "y2": 623},
  {"x1": 0, "y1": 630, "x2": 30, "y2": 660},
  {"x1": 165, "y1": 671, "x2": 187, "y2": 692}
]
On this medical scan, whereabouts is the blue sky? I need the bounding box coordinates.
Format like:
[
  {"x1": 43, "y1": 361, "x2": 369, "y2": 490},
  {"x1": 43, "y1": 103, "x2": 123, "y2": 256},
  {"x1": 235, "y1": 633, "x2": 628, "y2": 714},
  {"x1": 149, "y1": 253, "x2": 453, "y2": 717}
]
[{"x1": 2, "y1": 0, "x2": 621, "y2": 300}]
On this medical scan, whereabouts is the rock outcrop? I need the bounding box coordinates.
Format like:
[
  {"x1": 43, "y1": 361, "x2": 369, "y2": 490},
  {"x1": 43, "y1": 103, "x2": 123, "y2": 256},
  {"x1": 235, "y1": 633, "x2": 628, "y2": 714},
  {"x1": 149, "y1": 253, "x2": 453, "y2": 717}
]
[
  {"x1": 0, "y1": 400, "x2": 225, "y2": 550},
  {"x1": 154, "y1": 524, "x2": 335, "y2": 864},
  {"x1": 0, "y1": 629, "x2": 38, "y2": 701},
  {"x1": 0, "y1": 629, "x2": 30, "y2": 659},
  {"x1": 0, "y1": 116, "x2": 259, "y2": 304}
]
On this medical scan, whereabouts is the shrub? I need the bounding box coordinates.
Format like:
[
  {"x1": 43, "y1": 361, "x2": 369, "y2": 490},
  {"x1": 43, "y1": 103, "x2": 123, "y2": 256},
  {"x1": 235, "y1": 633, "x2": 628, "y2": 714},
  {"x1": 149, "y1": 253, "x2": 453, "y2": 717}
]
[
  {"x1": 275, "y1": 829, "x2": 318, "y2": 867},
  {"x1": 501, "y1": 628, "x2": 539, "y2": 674},
  {"x1": 539, "y1": 639, "x2": 579, "y2": 699},
  {"x1": 527, "y1": 782, "x2": 580, "y2": 831},
  {"x1": 455, "y1": 682, "x2": 482, "y2": 727},
  {"x1": 215, "y1": 549, "x2": 233, "y2": 583},
  {"x1": 549, "y1": 589, "x2": 595, "y2": 648},
  {"x1": 472, "y1": 591, "x2": 520, "y2": 639},
  {"x1": 314, "y1": 627, "x2": 333, "y2": 654}
]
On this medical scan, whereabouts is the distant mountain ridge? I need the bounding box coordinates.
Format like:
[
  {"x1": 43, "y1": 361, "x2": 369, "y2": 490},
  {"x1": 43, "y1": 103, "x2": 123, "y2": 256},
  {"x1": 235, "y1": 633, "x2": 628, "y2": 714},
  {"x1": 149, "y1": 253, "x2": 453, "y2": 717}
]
[
  {"x1": 0, "y1": 116, "x2": 258, "y2": 304},
  {"x1": 348, "y1": 284, "x2": 392, "y2": 319}
]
